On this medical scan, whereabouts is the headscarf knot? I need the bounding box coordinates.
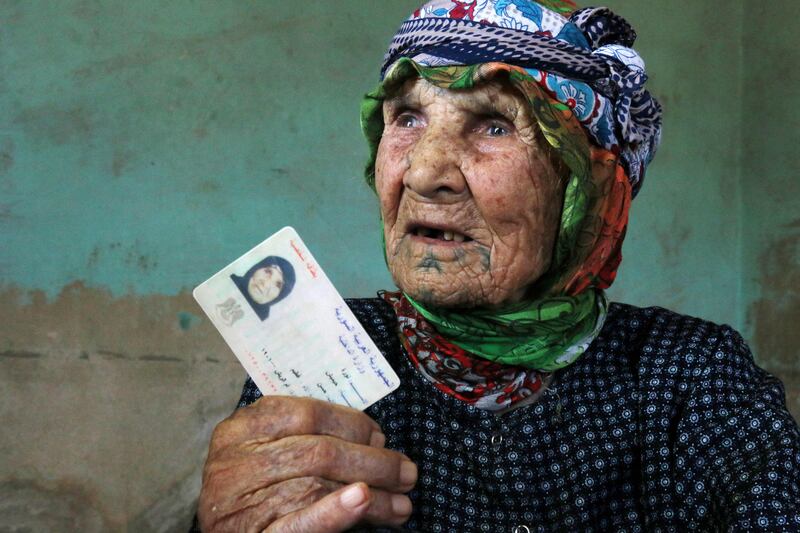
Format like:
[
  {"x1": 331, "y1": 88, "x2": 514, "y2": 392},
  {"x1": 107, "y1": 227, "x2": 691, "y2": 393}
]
[{"x1": 567, "y1": 6, "x2": 661, "y2": 186}]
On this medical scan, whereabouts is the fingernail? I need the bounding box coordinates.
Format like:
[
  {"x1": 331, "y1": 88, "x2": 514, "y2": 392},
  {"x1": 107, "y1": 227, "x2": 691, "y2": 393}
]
[
  {"x1": 340, "y1": 484, "x2": 367, "y2": 509},
  {"x1": 391, "y1": 494, "x2": 412, "y2": 516},
  {"x1": 400, "y1": 461, "x2": 417, "y2": 486},
  {"x1": 369, "y1": 431, "x2": 386, "y2": 448}
]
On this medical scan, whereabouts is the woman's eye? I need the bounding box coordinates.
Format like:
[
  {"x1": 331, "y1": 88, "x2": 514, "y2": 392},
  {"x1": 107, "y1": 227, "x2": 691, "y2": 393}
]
[
  {"x1": 486, "y1": 122, "x2": 510, "y2": 136},
  {"x1": 397, "y1": 113, "x2": 420, "y2": 128}
]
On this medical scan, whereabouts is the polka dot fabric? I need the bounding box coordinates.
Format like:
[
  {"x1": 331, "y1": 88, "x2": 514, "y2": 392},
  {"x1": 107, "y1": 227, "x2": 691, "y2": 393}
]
[{"x1": 235, "y1": 299, "x2": 800, "y2": 532}]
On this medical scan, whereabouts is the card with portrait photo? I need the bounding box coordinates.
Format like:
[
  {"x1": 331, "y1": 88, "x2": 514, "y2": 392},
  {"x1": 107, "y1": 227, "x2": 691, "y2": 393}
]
[{"x1": 193, "y1": 227, "x2": 400, "y2": 410}]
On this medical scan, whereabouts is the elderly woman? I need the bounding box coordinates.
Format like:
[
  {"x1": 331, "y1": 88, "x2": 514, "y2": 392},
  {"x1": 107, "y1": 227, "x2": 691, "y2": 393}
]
[{"x1": 196, "y1": 1, "x2": 800, "y2": 531}]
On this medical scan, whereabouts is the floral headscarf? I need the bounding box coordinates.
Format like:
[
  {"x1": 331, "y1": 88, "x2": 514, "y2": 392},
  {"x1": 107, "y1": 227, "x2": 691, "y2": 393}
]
[{"x1": 379, "y1": 0, "x2": 662, "y2": 196}]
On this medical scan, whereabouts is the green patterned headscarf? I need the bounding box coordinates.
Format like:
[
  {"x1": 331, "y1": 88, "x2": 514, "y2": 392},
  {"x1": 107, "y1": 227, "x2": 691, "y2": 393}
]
[{"x1": 360, "y1": 59, "x2": 632, "y2": 370}]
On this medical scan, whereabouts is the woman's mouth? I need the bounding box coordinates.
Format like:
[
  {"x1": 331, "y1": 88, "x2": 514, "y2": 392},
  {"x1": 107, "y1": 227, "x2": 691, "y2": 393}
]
[{"x1": 411, "y1": 226, "x2": 472, "y2": 243}]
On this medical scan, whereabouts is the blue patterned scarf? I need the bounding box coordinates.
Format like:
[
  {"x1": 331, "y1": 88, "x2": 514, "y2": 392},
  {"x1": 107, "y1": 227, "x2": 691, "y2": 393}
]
[{"x1": 381, "y1": 0, "x2": 662, "y2": 196}]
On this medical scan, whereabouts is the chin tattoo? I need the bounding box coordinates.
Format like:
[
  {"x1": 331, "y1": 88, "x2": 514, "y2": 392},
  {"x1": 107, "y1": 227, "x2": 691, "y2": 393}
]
[
  {"x1": 477, "y1": 246, "x2": 491, "y2": 271},
  {"x1": 417, "y1": 249, "x2": 443, "y2": 273}
]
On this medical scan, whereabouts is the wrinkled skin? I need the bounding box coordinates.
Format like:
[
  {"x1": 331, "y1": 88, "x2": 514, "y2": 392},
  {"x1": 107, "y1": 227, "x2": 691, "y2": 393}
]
[
  {"x1": 197, "y1": 397, "x2": 416, "y2": 532},
  {"x1": 377, "y1": 77, "x2": 565, "y2": 309},
  {"x1": 198, "y1": 78, "x2": 565, "y2": 532}
]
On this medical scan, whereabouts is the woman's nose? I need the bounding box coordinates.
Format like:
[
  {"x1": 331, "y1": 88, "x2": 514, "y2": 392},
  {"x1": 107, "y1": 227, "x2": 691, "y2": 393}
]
[{"x1": 403, "y1": 127, "x2": 468, "y2": 200}]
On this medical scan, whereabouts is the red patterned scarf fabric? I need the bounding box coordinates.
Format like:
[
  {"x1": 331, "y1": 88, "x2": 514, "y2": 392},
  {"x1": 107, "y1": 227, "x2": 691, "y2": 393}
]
[{"x1": 382, "y1": 291, "x2": 550, "y2": 412}]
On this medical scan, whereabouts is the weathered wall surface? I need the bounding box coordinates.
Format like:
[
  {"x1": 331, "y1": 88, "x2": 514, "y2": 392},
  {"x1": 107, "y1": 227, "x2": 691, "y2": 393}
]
[
  {"x1": 741, "y1": 0, "x2": 800, "y2": 421},
  {"x1": 0, "y1": 1, "x2": 797, "y2": 531},
  {"x1": 0, "y1": 285, "x2": 241, "y2": 530}
]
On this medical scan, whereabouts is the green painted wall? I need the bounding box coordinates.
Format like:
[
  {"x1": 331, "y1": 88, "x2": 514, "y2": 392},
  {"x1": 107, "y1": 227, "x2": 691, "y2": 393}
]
[
  {"x1": 741, "y1": 0, "x2": 800, "y2": 407},
  {"x1": 0, "y1": 0, "x2": 748, "y2": 320},
  {"x1": 1, "y1": 0, "x2": 417, "y2": 299},
  {"x1": 1, "y1": 1, "x2": 797, "y2": 530}
]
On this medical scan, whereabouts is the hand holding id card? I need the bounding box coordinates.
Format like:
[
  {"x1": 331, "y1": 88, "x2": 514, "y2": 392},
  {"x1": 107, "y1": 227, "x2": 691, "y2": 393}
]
[{"x1": 193, "y1": 227, "x2": 399, "y2": 410}]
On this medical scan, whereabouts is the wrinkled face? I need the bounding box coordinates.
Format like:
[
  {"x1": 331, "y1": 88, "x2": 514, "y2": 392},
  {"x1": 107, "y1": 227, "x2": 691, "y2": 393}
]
[
  {"x1": 247, "y1": 265, "x2": 284, "y2": 304},
  {"x1": 375, "y1": 77, "x2": 566, "y2": 309}
]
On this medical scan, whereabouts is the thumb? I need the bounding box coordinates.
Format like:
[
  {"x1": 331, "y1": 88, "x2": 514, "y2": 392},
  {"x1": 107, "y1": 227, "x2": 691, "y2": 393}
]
[{"x1": 266, "y1": 482, "x2": 371, "y2": 533}]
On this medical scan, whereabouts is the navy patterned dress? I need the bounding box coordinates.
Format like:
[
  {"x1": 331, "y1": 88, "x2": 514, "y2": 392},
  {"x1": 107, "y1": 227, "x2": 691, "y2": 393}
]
[{"x1": 233, "y1": 298, "x2": 800, "y2": 532}]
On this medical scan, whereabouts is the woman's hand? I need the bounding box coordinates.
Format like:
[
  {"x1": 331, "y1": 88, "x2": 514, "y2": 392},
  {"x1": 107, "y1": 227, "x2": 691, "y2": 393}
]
[{"x1": 197, "y1": 396, "x2": 417, "y2": 532}]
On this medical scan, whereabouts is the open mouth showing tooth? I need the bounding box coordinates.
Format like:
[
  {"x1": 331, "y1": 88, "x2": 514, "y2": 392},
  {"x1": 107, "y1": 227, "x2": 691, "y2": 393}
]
[{"x1": 413, "y1": 226, "x2": 472, "y2": 243}]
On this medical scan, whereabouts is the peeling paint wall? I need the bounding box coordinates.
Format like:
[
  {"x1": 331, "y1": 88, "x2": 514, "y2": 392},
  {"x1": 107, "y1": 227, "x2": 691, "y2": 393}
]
[
  {"x1": 0, "y1": 285, "x2": 243, "y2": 530},
  {"x1": 741, "y1": 1, "x2": 800, "y2": 421},
  {"x1": 1, "y1": 1, "x2": 797, "y2": 531}
]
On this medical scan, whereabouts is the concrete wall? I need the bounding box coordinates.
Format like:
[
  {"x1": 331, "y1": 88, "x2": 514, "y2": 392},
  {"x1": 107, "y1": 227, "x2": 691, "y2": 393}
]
[
  {"x1": 741, "y1": 0, "x2": 800, "y2": 416},
  {"x1": 1, "y1": 1, "x2": 797, "y2": 530}
]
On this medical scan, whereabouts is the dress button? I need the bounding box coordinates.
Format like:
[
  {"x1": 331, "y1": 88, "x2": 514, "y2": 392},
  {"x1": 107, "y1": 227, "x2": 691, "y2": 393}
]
[
  {"x1": 512, "y1": 526, "x2": 531, "y2": 533},
  {"x1": 491, "y1": 432, "x2": 503, "y2": 448}
]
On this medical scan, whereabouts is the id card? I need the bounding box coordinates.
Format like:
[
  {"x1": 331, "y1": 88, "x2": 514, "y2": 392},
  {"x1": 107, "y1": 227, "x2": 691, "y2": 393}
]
[{"x1": 193, "y1": 227, "x2": 399, "y2": 410}]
